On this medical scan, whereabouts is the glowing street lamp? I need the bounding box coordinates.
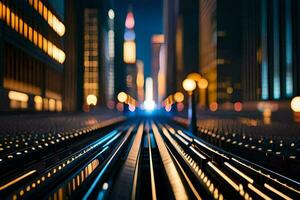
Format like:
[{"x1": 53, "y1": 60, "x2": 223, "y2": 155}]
[
  {"x1": 117, "y1": 92, "x2": 128, "y2": 103},
  {"x1": 182, "y1": 79, "x2": 197, "y2": 94},
  {"x1": 182, "y1": 78, "x2": 197, "y2": 134},
  {"x1": 86, "y1": 94, "x2": 97, "y2": 106},
  {"x1": 291, "y1": 97, "x2": 300, "y2": 123}
]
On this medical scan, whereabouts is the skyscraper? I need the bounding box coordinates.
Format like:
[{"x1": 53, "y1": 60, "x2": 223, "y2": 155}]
[
  {"x1": 151, "y1": 34, "x2": 164, "y2": 104},
  {"x1": 64, "y1": 0, "x2": 115, "y2": 111},
  {"x1": 123, "y1": 9, "x2": 137, "y2": 99},
  {"x1": 0, "y1": 0, "x2": 65, "y2": 111}
]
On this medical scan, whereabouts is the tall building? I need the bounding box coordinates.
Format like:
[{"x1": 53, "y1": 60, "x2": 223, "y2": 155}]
[
  {"x1": 163, "y1": 0, "x2": 199, "y2": 96},
  {"x1": 123, "y1": 9, "x2": 137, "y2": 99},
  {"x1": 199, "y1": 0, "x2": 242, "y2": 105},
  {"x1": 64, "y1": 0, "x2": 115, "y2": 111},
  {"x1": 241, "y1": 0, "x2": 300, "y2": 101},
  {"x1": 0, "y1": 0, "x2": 66, "y2": 111},
  {"x1": 151, "y1": 34, "x2": 164, "y2": 104}
]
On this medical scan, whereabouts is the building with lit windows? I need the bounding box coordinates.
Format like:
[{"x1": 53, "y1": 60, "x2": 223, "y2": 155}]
[
  {"x1": 151, "y1": 34, "x2": 164, "y2": 104},
  {"x1": 0, "y1": 0, "x2": 65, "y2": 111},
  {"x1": 64, "y1": 0, "x2": 115, "y2": 111},
  {"x1": 163, "y1": 0, "x2": 199, "y2": 95},
  {"x1": 123, "y1": 9, "x2": 137, "y2": 99}
]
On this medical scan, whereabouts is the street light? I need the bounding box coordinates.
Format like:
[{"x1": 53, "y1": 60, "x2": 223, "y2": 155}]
[
  {"x1": 86, "y1": 94, "x2": 97, "y2": 106},
  {"x1": 182, "y1": 78, "x2": 197, "y2": 134},
  {"x1": 117, "y1": 92, "x2": 128, "y2": 103},
  {"x1": 291, "y1": 96, "x2": 300, "y2": 123},
  {"x1": 198, "y1": 78, "x2": 208, "y2": 109}
]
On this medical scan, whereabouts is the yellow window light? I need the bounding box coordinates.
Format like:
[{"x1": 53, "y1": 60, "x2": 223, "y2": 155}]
[
  {"x1": 38, "y1": 33, "x2": 43, "y2": 48},
  {"x1": 38, "y1": 1, "x2": 43, "y2": 15},
  {"x1": 56, "y1": 100, "x2": 62, "y2": 112},
  {"x1": 24, "y1": 22, "x2": 28, "y2": 38},
  {"x1": 8, "y1": 91, "x2": 29, "y2": 102},
  {"x1": 6, "y1": 6, "x2": 10, "y2": 25},
  {"x1": 33, "y1": 30, "x2": 38, "y2": 45},
  {"x1": 49, "y1": 99, "x2": 56, "y2": 111},
  {"x1": 43, "y1": 5, "x2": 47, "y2": 20},
  {"x1": 86, "y1": 94, "x2": 97, "y2": 106},
  {"x1": 34, "y1": 96, "x2": 43, "y2": 111},
  {"x1": 11, "y1": 12, "x2": 15, "y2": 29},
  {"x1": 123, "y1": 41, "x2": 136, "y2": 64},
  {"x1": 19, "y1": 18, "x2": 23, "y2": 34},
  {"x1": 28, "y1": 26, "x2": 33, "y2": 41},
  {"x1": 0, "y1": 2, "x2": 2, "y2": 20}
]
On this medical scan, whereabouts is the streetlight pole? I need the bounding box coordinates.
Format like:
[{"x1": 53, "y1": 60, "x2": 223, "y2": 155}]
[{"x1": 182, "y1": 78, "x2": 197, "y2": 134}]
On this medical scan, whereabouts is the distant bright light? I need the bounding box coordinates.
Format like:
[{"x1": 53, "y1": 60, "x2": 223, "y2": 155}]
[
  {"x1": 291, "y1": 97, "x2": 300, "y2": 112},
  {"x1": 86, "y1": 94, "x2": 97, "y2": 106},
  {"x1": 182, "y1": 79, "x2": 196, "y2": 92},
  {"x1": 144, "y1": 77, "x2": 155, "y2": 111},
  {"x1": 165, "y1": 104, "x2": 171, "y2": 112},
  {"x1": 144, "y1": 100, "x2": 155, "y2": 111},
  {"x1": 187, "y1": 73, "x2": 202, "y2": 82},
  {"x1": 125, "y1": 11, "x2": 135, "y2": 29},
  {"x1": 108, "y1": 9, "x2": 115, "y2": 20},
  {"x1": 117, "y1": 92, "x2": 127, "y2": 103}
]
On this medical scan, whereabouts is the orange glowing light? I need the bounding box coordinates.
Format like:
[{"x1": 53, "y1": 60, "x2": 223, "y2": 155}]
[
  {"x1": 198, "y1": 78, "x2": 208, "y2": 89},
  {"x1": 234, "y1": 102, "x2": 242, "y2": 112},
  {"x1": 174, "y1": 92, "x2": 184, "y2": 103},
  {"x1": 210, "y1": 102, "x2": 218, "y2": 112}
]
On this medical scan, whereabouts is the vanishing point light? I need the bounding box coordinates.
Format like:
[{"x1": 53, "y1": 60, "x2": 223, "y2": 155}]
[
  {"x1": 182, "y1": 79, "x2": 197, "y2": 93},
  {"x1": 291, "y1": 96, "x2": 300, "y2": 112},
  {"x1": 117, "y1": 92, "x2": 128, "y2": 103}
]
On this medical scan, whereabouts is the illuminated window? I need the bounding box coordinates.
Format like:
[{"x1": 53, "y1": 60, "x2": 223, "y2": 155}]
[
  {"x1": 6, "y1": 6, "x2": 10, "y2": 25},
  {"x1": 28, "y1": 0, "x2": 33, "y2": 6},
  {"x1": 43, "y1": 38, "x2": 48, "y2": 52},
  {"x1": 83, "y1": 9, "x2": 99, "y2": 104},
  {"x1": 48, "y1": 11, "x2": 53, "y2": 26},
  {"x1": 24, "y1": 22, "x2": 28, "y2": 38},
  {"x1": 43, "y1": 6, "x2": 47, "y2": 20},
  {"x1": 38, "y1": 33, "x2": 43, "y2": 48},
  {"x1": 15, "y1": 15, "x2": 19, "y2": 32},
  {"x1": 38, "y1": 1, "x2": 43, "y2": 15},
  {"x1": 34, "y1": 0, "x2": 38, "y2": 10},
  {"x1": 19, "y1": 18, "x2": 23, "y2": 34},
  {"x1": 34, "y1": 96, "x2": 43, "y2": 111},
  {"x1": 56, "y1": 100, "x2": 62, "y2": 111},
  {"x1": 49, "y1": 99, "x2": 55, "y2": 111},
  {"x1": 1, "y1": 3, "x2": 5, "y2": 20},
  {"x1": 43, "y1": 98, "x2": 49, "y2": 111},
  {"x1": 47, "y1": 41, "x2": 53, "y2": 56},
  {"x1": 33, "y1": 30, "x2": 38, "y2": 45},
  {"x1": 11, "y1": 12, "x2": 15, "y2": 29},
  {"x1": 28, "y1": 26, "x2": 33, "y2": 41},
  {"x1": 0, "y1": 2, "x2": 2, "y2": 20}
]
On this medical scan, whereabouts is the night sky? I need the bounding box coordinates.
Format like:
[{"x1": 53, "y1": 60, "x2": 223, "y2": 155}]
[{"x1": 115, "y1": 0, "x2": 163, "y2": 77}]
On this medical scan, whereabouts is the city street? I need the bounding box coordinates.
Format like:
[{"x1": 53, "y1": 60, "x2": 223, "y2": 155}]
[{"x1": 1, "y1": 0, "x2": 300, "y2": 199}]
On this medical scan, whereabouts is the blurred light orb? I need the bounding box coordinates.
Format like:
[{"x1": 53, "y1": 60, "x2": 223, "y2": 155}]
[
  {"x1": 129, "y1": 104, "x2": 136, "y2": 112},
  {"x1": 198, "y1": 78, "x2": 208, "y2": 89},
  {"x1": 182, "y1": 79, "x2": 196, "y2": 92},
  {"x1": 86, "y1": 94, "x2": 97, "y2": 106},
  {"x1": 165, "y1": 104, "x2": 172, "y2": 112},
  {"x1": 174, "y1": 92, "x2": 184, "y2": 103},
  {"x1": 117, "y1": 92, "x2": 127, "y2": 103},
  {"x1": 209, "y1": 102, "x2": 218, "y2": 112},
  {"x1": 234, "y1": 102, "x2": 242, "y2": 112},
  {"x1": 108, "y1": 9, "x2": 115, "y2": 19},
  {"x1": 226, "y1": 86, "x2": 233, "y2": 94},
  {"x1": 291, "y1": 97, "x2": 300, "y2": 112},
  {"x1": 187, "y1": 73, "x2": 202, "y2": 82},
  {"x1": 144, "y1": 100, "x2": 155, "y2": 111}
]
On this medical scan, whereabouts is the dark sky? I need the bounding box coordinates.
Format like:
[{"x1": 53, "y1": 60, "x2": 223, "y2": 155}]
[{"x1": 115, "y1": 0, "x2": 163, "y2": 77}]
